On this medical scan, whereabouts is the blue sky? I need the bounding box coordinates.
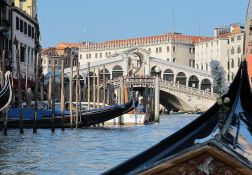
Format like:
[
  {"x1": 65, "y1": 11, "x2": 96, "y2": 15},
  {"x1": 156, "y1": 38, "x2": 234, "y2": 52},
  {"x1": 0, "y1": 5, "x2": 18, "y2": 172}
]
[{"x1": 38, "y1": 0, "x2": 248, "y2": 48}]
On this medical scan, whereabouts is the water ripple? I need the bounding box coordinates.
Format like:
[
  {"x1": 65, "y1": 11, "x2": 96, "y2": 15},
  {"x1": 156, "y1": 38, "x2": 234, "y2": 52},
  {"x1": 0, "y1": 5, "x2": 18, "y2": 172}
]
[{"x1": 0, "y1": 114, "x2": 197, "y2": 175}]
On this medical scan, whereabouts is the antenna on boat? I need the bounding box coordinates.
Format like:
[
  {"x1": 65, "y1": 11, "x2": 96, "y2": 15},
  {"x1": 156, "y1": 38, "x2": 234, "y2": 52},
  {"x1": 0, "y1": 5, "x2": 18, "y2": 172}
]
[{"x1": 243, "y1": 0, "x2": 252, "y2": 61}]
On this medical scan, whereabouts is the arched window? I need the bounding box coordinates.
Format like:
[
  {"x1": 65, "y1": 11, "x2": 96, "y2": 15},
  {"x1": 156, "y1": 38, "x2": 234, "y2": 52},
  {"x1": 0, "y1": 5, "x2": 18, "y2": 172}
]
[
  {"x1": 163, "y1": 69, "x2": 174, "y2": 82},
  {"x1": 237, "y1": 46, "x2": 241, "y2": 53},
  {"x1": 112, "y1": 65, "x2": 123, "y2": 79},
  {"x1": 188, "y1": 75, "x2": 199, "y2": 88},
  {"x1": 231, "y1": 59, "x2": 234, "y2": 68},
  {"x1": 176, "y1": 72, "x2": 186, "y2": 85},
  {"x1": 231, "y1": 47, "x2": 234, "y2": 54}
]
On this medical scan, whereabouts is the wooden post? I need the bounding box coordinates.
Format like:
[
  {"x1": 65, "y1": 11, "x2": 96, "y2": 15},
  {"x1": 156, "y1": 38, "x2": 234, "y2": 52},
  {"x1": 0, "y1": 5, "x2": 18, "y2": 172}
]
[
  {"x1": 15, "y1": 44, "x2": 24, "y2": 133},
  {"x1": 78, "y1": 63, "x2": 82, "y2": 124},
  {"x1": 97, "y1": 69, "x2": 100, "y2": 108},
  {"x1": 2, "y1": 50, "x2": 8, "y2": 134},
  {"x1": 87, "y1": 62, "x2": 90, "y2": 110},
  {"x1": 119, "y1": 77, "x2": 124, "y2": 124},
  {"x1": 60, "y1": 60, "x2": 65, "y2": 130},
  {"x1": 33, "y1": 53, "x2": 39, "y2": 133},
  {"x1": 103, "y1": 65, "x2": 106, "y2": 107},
  {"x1": 51, "y1": 59, "x2": 56, "y2": 132},
  {"x1": 1, "y1": 50, "x2": 5, "y2": 87},
  {"x1": 75, "y1": 62, "x2": 80, "y2": 128},
  {"x1": 25, "y1": 64, "x2": 28, "y2": 108},
  {"x1": 69, "y1": 56, "x2": 73, "y2": 128},
  {"x1": 48, "y1": 76, "x2": 52, "y2": 107},
  {"x1": 154, "y1": 76, "x2": 160, "y2": 122},
  {"x1": 93, "y1": 68, "x2": 96, "y2": 109}
]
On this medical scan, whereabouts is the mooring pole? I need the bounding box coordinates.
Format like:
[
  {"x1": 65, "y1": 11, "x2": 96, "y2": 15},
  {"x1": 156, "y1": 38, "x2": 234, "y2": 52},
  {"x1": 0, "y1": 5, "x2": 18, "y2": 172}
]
[
  {"x1": 75, "y1": 62, "x2": 80, "y2": 128},
  {"x1": 119, "y1": 76, "x2": 124, "y2": 124},
  {"x1": 25, "y1": 64, "x2": 28, "y2": 107},
  {"x1": 103, "y1": 65, "x2": 106, "y2": 107},
  {"x1": 87, "y1": 62, "x2": 90, "y2": 110},
  {"x1": 93, "y1": 68, "x2": 96, "y2": 109},
  {"x1": 2, "y1": 50, "x2": 8, "y2": 135},
  {"x1": 51, "y1": 59, "x2": 56, "y2": 132},
  {"x1": 15, "y1": 42, "x2": 24, "y2": 134},
  {"x1": 69, "y1": 56, "x2": 73, "y2": 128},
  {"x1": 154, "y1": 76, "x2": 160, "y2": 122},
  {"x1": 33, "y1": 53, "x2": 39, "y2": 133},
  {"x1": 97, "y1": 69, "x2": 100, "y2": 108},
  {"x1": 60, "y1": 60, "x2": 65, "y2": 130}
]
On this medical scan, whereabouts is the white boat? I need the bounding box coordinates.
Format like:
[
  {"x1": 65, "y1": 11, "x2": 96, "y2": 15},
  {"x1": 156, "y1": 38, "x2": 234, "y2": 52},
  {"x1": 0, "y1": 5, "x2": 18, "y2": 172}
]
[{"x1": 105, "y1": 104, "x2": 150, "y2": 125}]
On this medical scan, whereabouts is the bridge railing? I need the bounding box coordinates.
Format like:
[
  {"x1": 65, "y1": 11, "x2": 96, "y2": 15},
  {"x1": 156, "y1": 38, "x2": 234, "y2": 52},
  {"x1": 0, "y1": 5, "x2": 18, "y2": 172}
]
[
  {"x1": 160, "y1": 80, "x2": 217, "y2": 100},
  {"x1": 108, "y1": 77, "x2": 217, "y2": 100}
]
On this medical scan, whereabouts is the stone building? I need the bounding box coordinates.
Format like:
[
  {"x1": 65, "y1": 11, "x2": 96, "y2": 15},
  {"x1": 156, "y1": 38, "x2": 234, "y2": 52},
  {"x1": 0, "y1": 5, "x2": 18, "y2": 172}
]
[
  {"x1": 0, "y1": 0, "x2": 13, "y2": 83},
  {"x1": 42, "y1": 43, "x2": 80, "y2": 74},
  {"x1": 78, "y1": 33, "x2": 210, "y2": 68},
  {"x1": 195, "y1": 24, "x2": 244, "y2": 82}
]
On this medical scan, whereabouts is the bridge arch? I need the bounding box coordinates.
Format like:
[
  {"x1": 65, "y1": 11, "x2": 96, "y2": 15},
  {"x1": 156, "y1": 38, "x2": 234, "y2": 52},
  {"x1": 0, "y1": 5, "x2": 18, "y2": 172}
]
[
  {"x1": 201, "y1": 78, "x2": 211, "y2": 91},
  {"x1": 176, "y1": 72, "x2": 187, "y2": 85},
  {"x1": 112, "y1": 65, "x2": 123, "y2": 79},
  {"x1": 151, "y1": 66, "x2": 161, "y2": 77},
  {"x1": 163, "y1": 69, "x2": 174, "y2": 82},
  {"x1": 188, "y1": 75, "x2": 199, "y2": 88}
]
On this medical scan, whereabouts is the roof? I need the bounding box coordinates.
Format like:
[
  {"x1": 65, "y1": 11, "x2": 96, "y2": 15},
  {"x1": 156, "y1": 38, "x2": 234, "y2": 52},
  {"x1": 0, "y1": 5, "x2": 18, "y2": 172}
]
[
  {"x1": 56, "y1": 43, "x2": 81, "y2": 49},
  {"x1": 81, "y1": 33, "x2": 211, "y2": 49}
]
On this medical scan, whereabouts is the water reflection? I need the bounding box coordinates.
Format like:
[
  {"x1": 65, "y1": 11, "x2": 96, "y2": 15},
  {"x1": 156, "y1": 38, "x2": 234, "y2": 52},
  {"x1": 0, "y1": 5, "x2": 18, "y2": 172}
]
[{"x1": 0, "y1": 114, "x2": 197, "y2": 175}]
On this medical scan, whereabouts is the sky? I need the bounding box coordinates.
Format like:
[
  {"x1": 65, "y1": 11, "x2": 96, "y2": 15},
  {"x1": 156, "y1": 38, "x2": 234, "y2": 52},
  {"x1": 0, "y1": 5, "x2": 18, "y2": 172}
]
[{"x1": 37, "y1": 0, "x2": 248, "y2": 48}]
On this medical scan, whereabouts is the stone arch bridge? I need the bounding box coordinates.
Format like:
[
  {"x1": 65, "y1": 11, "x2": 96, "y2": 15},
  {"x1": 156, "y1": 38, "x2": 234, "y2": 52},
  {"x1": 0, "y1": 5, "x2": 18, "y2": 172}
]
[{"x1": 60, "y1": 47, "x2": 216, "y2": 111}]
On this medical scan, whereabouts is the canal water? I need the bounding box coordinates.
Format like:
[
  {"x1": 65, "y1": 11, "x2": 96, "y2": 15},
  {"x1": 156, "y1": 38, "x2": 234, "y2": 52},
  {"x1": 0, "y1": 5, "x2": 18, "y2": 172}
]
[{"x1": 0, "y1": 114, "x2": 198, "y2": 175}]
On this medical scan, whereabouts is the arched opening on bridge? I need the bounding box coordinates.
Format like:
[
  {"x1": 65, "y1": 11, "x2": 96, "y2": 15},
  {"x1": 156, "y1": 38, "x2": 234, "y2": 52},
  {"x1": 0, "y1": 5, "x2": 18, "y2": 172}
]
[
  {"x1": 163, "y1": 69, "x2": 174, "y2": 82},
  {"x1": 150, "y1": 66, "x2": 161, "y2": 77},
  {"x1": 112, "y1": 65, "x2": 123, "y2": 79},
  {"x1": 201, "y1": 78, "x2": 211, "y2": 92},
  {"x1": 99, "y1": 68, "x2": 111, "y2": 81},
  {"x1": 176, "y1": 72, "x2": 186, "y2": 85},
  {"x1": 188, "y1": 75, "x2": 199, "y2": 88}
]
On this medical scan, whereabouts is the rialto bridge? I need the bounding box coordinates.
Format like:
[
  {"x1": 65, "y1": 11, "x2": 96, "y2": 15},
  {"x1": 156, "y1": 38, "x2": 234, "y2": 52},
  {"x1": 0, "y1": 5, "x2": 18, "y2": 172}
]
[{"x1": 49, "y1": 47, "x2": 216, "y2": 112}]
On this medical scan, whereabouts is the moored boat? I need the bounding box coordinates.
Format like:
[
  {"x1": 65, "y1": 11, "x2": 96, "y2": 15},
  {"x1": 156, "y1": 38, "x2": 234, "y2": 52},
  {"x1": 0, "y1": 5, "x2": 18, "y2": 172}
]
[
  {"x1": 1, "y1": 98, "x2": 136, "y2": 128},
  {"x1": 0, "y1": 71, "x2": 12, "y2": 111},
  {"x1": 102, "y1": 61, "x2": 252, "y2": 174}
]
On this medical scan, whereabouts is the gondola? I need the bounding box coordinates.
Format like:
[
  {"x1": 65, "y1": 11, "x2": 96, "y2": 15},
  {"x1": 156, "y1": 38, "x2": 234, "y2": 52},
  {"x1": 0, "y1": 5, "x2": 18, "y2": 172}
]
[
  {"x1": 102, "y1": 61, "x2": 252, "y2": 174},
  {"x1": 0, "y1": 71, "x2": 12, "y2": 111},
  {"x1": 3, "y1": 98, "x2": 136, "y2": 128}
]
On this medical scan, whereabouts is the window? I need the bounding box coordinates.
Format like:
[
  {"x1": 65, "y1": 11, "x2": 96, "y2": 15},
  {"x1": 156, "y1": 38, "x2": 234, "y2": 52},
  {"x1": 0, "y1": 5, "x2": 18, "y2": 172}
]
[
  {"x1": 231, "y1": 37, "x2": 234, "y2": 42},
  {"x1": 237, "y1": 35, "x2": 241, "y2": 40},
  {"x1": 196, "y1": 64, "x2": 199, "y2": 69},
  {"x1": 201, "y1": 64, "x2": 203, "y2": 70},
  {"x1": 189, "y1": 48, "x2": 192, "y2": 54},
  {"x1": 172, "y1": 58, "x2": 176, "y2": 62},
  {"x1": 238, "y1": 58, "x2": 241, "y2": 66},
  {"x1": 20, "y1": 46, "x2": 26, "y2": 62},
  {"x1": 89, "y1": 54, "x2": 91, "y2": 58},
  {"x1": 24, "y1": 22, "x2": 27, "y2": 35},
  {"x1": 227, "y1": 60, "x2": 230, "y2": 69},
  {"x1": 206, "y1": 63, "x2": 208, "y2": 71},
  {"x1": 173, "y1": 46, "x2": 176, "y2": 52},
  {"x1": 100, "y1": 53, "x2": 102, "y2": 58},
  {"x1": 159, "y1": 47, "x2": 162, "y2": 53},
  {"x1": 80, "y1": 54, "x2": 82, "y2": 59},
  {"x1": 20, "y1": 20, "x2": 23, "y2": 32},
  {"x1": 86, "y1": 54, "x2": 88, "y2": 59},
  {"x1": 148, "y1": 48, "x2": 151, "y2": 52},
  {"x1": 31, "y1": 27, "x2": 34, "y2": 39},
  {"x1": 16, "y1": 17, "x2": 20, "y2": 30},
  {"x1": 95, "y1": 53, "x2": 98, "y2": 58},
  {"x1": 231, "y1": 47, "x2": 234, "y2": 54},
  {"x1": 28, "y1": 25, "x2": 31, "y2": 37},
  {"x1": 156, "y1": 47, "x2": 158, "y2": 53},
  {"x1": 231, "y1": 59, "x2": 234, "y2": 68},
  {"x1": 237, "y1": 46, "x2": 241, "y2": 53},
  {"x1": 167, "y1": 46, "x2": 169, "y2": 52},
  {"x1": 49, "y1": 60, "x2": 51, "y2": 64},
  {"x1": 54, "y1": 60, "x2": 57, "y2": 65}
]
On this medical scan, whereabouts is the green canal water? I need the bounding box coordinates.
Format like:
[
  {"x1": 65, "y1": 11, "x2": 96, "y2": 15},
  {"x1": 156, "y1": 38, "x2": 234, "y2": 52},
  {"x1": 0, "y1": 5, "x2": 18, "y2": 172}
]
[{"x1": 0, "y1": 114, "x2": 198, "y2": 175}]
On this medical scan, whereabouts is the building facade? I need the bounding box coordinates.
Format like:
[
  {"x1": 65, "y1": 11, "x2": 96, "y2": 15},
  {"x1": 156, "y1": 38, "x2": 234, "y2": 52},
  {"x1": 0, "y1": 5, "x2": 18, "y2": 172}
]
[
  {"x1": 14, "y1": 0, "x2": 37, "y2": 18},
  {"x1": 79, "y1": 33, "x2": 210, "y2": 68},
  {"x1": 42, "y1": 43, "x2": 80, "y2": 74},
  {"x1": 0, "y1": 0, "x2": 13, "y2": 83},
  {"x1": 195, "y1": 24, "x2": 244, "y2": 82}
]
